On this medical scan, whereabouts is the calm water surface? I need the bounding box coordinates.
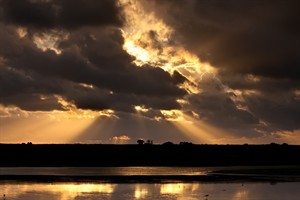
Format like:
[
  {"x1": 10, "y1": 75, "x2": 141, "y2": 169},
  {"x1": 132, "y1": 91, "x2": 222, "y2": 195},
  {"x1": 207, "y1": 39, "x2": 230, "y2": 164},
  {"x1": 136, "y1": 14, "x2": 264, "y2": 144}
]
[
  {"x1": 1, "y1": 182, "x2": 300, "y2": 200},
  {"x1": 1, "y1": 167, "x2": 300, "y2": 199},
  {"x1": 0, "y1": 167, "x2": 208, "y2": 176}
]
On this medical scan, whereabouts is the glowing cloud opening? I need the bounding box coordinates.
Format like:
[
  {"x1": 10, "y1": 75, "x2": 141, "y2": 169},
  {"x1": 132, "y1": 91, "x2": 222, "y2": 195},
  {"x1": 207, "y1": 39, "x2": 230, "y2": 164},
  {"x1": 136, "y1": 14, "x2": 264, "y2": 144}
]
[
  {"x1": 119, "y1": 0, "x2": 217, "y2": 94},
  {"x1": 33, "y1": 31, "x2": 68, "y2": 55},
  {"x1": 79, "y1": 83, "x2": 94, "y2": 89},
  {"x1": 134, "y1": 105, "x2": 149, "y2": 113}
]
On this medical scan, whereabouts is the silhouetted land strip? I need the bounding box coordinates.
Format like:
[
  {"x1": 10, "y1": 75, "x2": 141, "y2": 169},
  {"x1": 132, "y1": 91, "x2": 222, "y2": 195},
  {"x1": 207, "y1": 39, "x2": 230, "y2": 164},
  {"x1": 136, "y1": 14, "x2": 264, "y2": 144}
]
[{"x1": 1, "y1": 143, "x2": 300, "y2": 167}]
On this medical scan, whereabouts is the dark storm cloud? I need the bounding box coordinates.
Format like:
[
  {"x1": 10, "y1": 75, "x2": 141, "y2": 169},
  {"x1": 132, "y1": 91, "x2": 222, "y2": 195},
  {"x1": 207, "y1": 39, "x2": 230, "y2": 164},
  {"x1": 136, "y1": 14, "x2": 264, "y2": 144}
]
[
  {"x1": 143, "y1": 0, "x2": 300, "y2": 80},
  {"x1": 186, "y1": 75, "x2": 259, "y2": 132},
  {"x1": 140, "y1": 0, "x2": 300, "y2": 136},
  {"x1": 217, "y1": 72, "x2": 300, "y2": 132},
  {"x1": 220, "y1": 73, "x2": 300, "y2": 93},
  {"x1": 2, "y1": 27, "x2": 186, "y2": 95},
  {"x1": 0, "y1": 0, "x2": 123, "y2": 29},
  {"x1": 185, "y1": 73, "x2": 300, "y2": 134},
  {"x1": 242, "y1": 88, "x2": 300, "y2": 132},
  {"x1": 0, "y1": 53, "x2": 70, "y2": 111},
  {"x1": 0, "y1": 18, "x2": 186, "y2": 112}
]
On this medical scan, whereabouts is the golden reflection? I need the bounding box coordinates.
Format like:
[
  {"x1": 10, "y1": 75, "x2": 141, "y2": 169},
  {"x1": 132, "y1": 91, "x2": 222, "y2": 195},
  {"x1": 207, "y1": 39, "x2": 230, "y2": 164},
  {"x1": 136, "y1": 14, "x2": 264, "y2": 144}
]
[
  {"x1": 234, "y1": 189, "x2": 249, "y2": 200},
  {"x1": 134, "y1": 185, "x2": 149, "y2": 199},
  {"x1": 2, "y1": 183, "x2": 116, "y2": 200},
  {"x1": 160, "y1": 183, "x2": 199, "y2": 195},
  {"x1": 160, "y1": 183, "x2": 185, "y2": 194}
]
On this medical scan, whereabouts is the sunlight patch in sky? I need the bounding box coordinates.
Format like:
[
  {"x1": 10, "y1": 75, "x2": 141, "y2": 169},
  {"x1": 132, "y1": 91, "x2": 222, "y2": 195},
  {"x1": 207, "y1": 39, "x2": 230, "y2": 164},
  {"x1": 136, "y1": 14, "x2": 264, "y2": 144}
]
[
  {"x1": 170, "y1": 113, "x2": 227, "y2": 144},
  {"x1": 134, "y1": 105, "x2": 149, "y2": 113},
  {"x1": 0, "y1": 100, "x2": 117, "y2": 143},
  {"x1": 33, "y1": 31, "x2": 68, "y2": 54},
  {"x1": 79, "y1": 83, "x2": 94, "y2": 89},
  {"x1": 16, "y1": 27, "x2": 27, "y2": 38},
  {"x1": 120, "y1": 0, "x2": 216, "y2": 93},
  {"x1": 118, "y1": 0, "x2": 224, "y2": 143},
  {"x1": 1, "y1": 0, "x2": 298, "y2": 144}
]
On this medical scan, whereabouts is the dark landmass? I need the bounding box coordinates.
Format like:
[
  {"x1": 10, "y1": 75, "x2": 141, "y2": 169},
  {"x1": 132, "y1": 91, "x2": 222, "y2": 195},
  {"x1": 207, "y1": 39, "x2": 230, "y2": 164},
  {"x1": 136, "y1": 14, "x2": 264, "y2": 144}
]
[{"x1": 1, "y1": 143, "x2": 300, "y2": 167}]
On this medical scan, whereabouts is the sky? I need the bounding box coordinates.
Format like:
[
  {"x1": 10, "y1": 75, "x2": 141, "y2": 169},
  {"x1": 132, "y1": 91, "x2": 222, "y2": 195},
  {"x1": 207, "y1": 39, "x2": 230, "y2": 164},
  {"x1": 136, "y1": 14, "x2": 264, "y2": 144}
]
[{"x1": 0, "y1": 0, "x2": 300, "y2": 144}]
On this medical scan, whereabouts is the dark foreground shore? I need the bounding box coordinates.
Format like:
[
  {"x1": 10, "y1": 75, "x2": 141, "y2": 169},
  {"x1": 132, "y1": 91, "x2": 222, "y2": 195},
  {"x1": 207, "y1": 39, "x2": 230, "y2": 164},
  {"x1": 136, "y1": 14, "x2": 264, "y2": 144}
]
[{"x1": 1, "y1": 143, "x2": 300, "y2": 167}]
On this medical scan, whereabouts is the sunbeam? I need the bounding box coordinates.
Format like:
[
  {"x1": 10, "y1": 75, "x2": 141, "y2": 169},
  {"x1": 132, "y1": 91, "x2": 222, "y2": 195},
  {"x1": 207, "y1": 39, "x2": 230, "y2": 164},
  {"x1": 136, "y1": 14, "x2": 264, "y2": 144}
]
[{"x1": 120, "y1": 0, "x2": 217, "y2": 92}]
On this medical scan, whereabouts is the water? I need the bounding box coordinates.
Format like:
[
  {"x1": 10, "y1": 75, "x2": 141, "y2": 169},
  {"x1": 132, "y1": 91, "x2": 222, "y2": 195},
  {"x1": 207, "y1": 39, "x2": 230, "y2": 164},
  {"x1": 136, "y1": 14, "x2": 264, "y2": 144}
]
[
  {"x1": 1, "y1": 182, "x2": 300, "y2": 200},
  {"x1": 1, "y1": 167, "x2": 300, "y2": 199},
  {"x1": 0, "y1": 167, "x2": 208, "y2": 176}
]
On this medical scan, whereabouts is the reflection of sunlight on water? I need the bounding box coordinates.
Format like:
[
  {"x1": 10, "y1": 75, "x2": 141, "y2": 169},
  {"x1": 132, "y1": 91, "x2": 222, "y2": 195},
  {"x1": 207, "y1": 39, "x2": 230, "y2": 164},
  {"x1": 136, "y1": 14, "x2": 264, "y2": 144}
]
[
  {"x1": 234, "y1": 189, "x2": 249, "y2": 200},
  {"x1": 160, "y1": 183, "x2": 199, "y2": 195},
  {"x1": 2, "y1": 183, "x2": 116, "y2": 200},
  {"x1": 134, "y1": 185, "x2": 149, "y2": 199},
  {"x1": 160, "y1": 183, "x2": 184, "y2": 194},
  {"x1": 2, "y1": 182, "x2": 300, "y2": 200}
]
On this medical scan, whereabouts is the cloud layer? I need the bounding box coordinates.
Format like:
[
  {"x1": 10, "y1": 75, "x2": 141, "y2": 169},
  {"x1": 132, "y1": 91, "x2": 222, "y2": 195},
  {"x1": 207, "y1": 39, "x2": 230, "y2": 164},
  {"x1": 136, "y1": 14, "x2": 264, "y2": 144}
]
[
  {"x1": 1, "y1": 0, "x2": 300, "y2": 143},
  {"x1": 0, "y1": 0, "x2": 123, "y2": 29},
  {"x1": 0, "y1": 1, "x2": 186, "y2": 114},
  {"x1": 141, "y1": 0, "x2": 300, "y2": 135}
]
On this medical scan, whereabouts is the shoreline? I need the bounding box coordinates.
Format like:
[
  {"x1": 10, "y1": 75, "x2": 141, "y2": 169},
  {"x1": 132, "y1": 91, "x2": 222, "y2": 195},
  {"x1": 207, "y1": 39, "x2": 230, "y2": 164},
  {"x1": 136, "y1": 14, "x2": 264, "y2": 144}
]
[
  {"x1": 1, "y1": 166, "x2": 300, "y2": 183},
  {"x1": 1, "y1": 174, "x2": 300, "y2": 183}
]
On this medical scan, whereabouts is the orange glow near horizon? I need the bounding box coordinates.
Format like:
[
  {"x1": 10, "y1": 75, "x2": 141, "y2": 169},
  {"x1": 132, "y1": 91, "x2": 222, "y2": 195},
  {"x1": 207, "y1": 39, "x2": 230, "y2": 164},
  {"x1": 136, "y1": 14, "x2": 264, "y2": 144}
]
[
  {"x1": 0, "y1": 111, "x2": 96, "y2": 143},
  {"x1": 117, "y1": 0, "x2": 228, "y2": 144},
  {"x1": 157, "y1": 108, "x2": 233, "y2": 144},
  {"x1": 0, "y1": 101, "x2": 118, "y2": 143},
  {"x1": 171, "y1": 113, "x2": 228, "y2": 144},
  {"x1": 2, "y1": 1, "x2": 298, "y2": 145}
]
